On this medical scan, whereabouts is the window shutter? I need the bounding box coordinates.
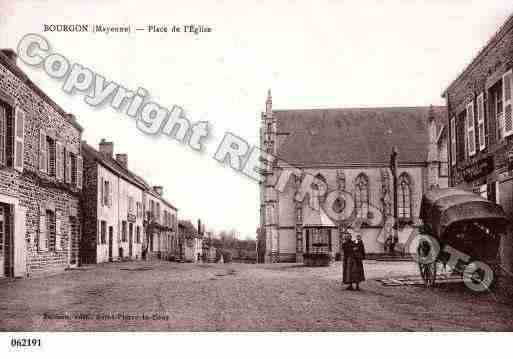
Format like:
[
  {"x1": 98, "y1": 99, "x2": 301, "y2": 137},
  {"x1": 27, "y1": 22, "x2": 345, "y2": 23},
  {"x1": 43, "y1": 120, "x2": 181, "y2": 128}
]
[
  {"x1": 56, "y1": 142, "x2": 63, "y2": 180},
  {"x1": 100, "y1": 177, "x2": 105, "y2": 206},
  {"x1": 65, "y1": 149, "x2": 71, "y2": 183},
  {"x1": 503, "y1": 70, "x2": 513, "y2": 137},
  {"x1": 477, "y1": 93, "x2": 485, "y2": 151},
  {"x1": 39, "y1": 130, "x2": 47, "y2": 173},
  {"x1": 0, "y1": 106, "x2": 6, "y2": 166},
  {"x1": 109, "y1": 182, "x2": 113, "y2": 207},
  {"x1": 450, "y1": 117, "x2": 456, "y2": 165},
  {"x1": 76, "y1": 155, "x2": 83, "y2": 189},
  {"x1": 467, "y1": 101, "x2": 476, "y2": 156},
  {"x1": 39, "y1": 209, "x2": 47, "y2": 251},
  {"x1": 55, "y1": 214, "x2": 62, "y2": 251},
  {"x1": 14, "y1": 107, "x2": 25, "y2": 171}
]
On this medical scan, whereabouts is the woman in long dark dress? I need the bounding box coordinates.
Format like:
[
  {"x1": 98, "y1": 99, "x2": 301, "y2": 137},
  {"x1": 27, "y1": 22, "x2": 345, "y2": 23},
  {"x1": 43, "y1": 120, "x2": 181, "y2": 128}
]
[
  {"x1": 343, "y1": 234, "x2": 366, "y2": 290},
  {"x1": 342, "y1": 235, "x2": 353, "y2": 289},
  {"x1": 351, "y1": 235, "x2": 366, "y2": 290}
]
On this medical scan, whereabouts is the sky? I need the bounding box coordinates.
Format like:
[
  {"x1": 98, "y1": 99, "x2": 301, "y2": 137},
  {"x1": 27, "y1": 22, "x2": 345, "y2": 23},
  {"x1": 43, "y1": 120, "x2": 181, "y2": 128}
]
[{"x1": 0, "y1": 0, "x2": 512, "y2": 239}]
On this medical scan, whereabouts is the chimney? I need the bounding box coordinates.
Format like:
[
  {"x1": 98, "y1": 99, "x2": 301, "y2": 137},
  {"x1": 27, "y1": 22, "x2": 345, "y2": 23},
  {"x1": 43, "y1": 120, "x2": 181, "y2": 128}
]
[
  {"x1": 153, "y1": 186, "x2": 163, "y2": 196},
  {"x1": 99, "y1": 139, "x2": 114, "y2": 158},
  {"x1": 197, "y1": 219, "x2": 202, "y2": 235},
  {"x1": 116, "y1": 153, "x2": 128, "y2": 167},
  {"x1": 1, "y1": 49, "x2": 17, "y2": 65}
]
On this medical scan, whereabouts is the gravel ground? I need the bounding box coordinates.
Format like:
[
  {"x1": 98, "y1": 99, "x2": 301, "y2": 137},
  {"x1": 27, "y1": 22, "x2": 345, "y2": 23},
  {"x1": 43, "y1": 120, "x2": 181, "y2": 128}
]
[{"x1": 0, "y1": 260, "x2": 512, "y2": 331}]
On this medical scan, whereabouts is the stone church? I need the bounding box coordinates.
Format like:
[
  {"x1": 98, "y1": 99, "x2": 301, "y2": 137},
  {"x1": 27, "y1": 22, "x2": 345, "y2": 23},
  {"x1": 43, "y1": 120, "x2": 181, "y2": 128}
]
[{"x1": 258, "y1": 91, "x2": 448, "y2": 263}]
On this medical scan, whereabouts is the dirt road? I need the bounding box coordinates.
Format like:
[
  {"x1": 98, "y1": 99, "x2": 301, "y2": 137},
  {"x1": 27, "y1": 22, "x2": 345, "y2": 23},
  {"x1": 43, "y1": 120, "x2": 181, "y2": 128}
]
[{"x1": 1, "y1": 261, "x2": 512, "y2": 331}]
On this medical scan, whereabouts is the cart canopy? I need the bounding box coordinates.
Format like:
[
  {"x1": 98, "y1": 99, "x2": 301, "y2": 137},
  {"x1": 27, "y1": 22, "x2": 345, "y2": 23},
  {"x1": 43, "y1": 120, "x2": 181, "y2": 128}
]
[{"x1": 420, "y1": 188, "x2": 510, "y2": 239}]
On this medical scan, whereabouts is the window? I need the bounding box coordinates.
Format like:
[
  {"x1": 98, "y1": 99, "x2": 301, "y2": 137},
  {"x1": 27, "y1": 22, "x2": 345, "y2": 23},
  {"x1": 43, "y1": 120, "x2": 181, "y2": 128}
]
[
  {"x1": 100, "y1": 220, "x2": 107, "y2": 244},
  {"x1": 70, "y1": 152, "x2": 77, "y2": 185},
  {"x1": 398, "y1": 173, "x2": 412, "y2": 219},
  {"x1": 467, "y1": 101, "x2": 476, "y2": 156},
  {"x1": 354, "y1": 174, "x2": 369, "y2": 219},
  {"x1": 491, "y1": 81, "x2": 504, "y2": 141},
  {"x1": 0, "y1": 104, "x2": 25, "y2": 170},
  {"x1": 56, "y1": 142, "x2": 64, "y2": 180},
  {"x1": 503, "y1": 70, "x2": 513, "y2": 137},
  {"x1": 46, "y1": 210, "x2": 56, "y2": 252},
  {"x1": 136, "y1": 226, "x2": 141, "y2": 243},
  {"x1": 122, "y1": 221, "x2": 127, "y2": 242},
  {"x1": 65, "y1": 148, "x2": 71, "y2": 183},
  {"x1": 102, "y1": 179, "x2": 110, "y2": 207},
  {"x1": 69, "y1": 216, "x2": 78, "y2": 265},
  {"x1": 477, "y1": 93, "x2": 485, "y2": 151},
  {"x1": 305, "y1": 228, "x2": 331, "y2": 254},
  {"x1": 46, "y1": 136, "x2": 56, "y2": 176},
  {"x1": 128, "y1": 196, "x2": 134, "y2": 213},
  {"x1": 456, "y1": 112, "x2": 466, "y2": 162},
  {"x1": 129, "y1": 223, "x2": 133, "y2": 243},
  {"x1": 13, "y1": 107, "x2": 25, "y2": 171},
  {"x1": 76, "y1": 155, "x2": 83, "y2": 189},
  {"x1": 0, "y1": 104, "x2": 6, "y2": 166}
]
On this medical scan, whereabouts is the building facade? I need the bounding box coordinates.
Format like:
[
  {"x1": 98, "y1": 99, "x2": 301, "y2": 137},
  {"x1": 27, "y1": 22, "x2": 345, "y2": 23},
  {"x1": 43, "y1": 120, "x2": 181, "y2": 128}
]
[
  {"x1": 81, "y1": 140, "x2": 146, "y2": 263},
  {"x1": 178, "y1": 219, "x2": 202, "y2": 262},
  {"x1": 442, "y1": 13, "x2": 513, "y2": 275},
  {"x1": 144, "y1": 186, "x2": 178, "y2": 260},
  {"x1": 0, "y1": 49, "x2": 83, "y2": 278},
  {"x1": 259, "y1": 92, "x2": 447, "y2": 263}
]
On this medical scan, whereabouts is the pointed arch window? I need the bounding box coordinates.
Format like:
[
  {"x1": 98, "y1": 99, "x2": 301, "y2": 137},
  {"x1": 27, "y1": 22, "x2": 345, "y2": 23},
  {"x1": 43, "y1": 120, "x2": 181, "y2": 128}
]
[
  {"x1": 354, "y1": 174, "x2": 369, "y2": 219},
  {"x1": 398, "y1": 173, "x2": 412, "y2": 218}
]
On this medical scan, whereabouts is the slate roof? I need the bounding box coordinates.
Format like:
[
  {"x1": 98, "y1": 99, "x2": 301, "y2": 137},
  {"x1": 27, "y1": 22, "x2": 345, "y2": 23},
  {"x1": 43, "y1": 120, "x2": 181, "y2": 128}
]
[
  {"x1": 442, "y1": 12, "x2": 513, "y2": 96},
  {"x1": 0, "y1": 50, "x2": 83, "y2": 131},
  {"x1": 82, "y1": 142, "x2": 178, "y2": 210},
  {"x1": 82, "y1": 142, "x2": 147, "y2": 190},
  {"x1": 274, "y1": 106, "x2": 446, "y2": 167}
]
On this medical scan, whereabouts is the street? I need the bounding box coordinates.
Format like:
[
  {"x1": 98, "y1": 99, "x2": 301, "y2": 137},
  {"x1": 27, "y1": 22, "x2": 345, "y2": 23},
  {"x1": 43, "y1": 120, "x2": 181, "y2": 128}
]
[{"x1": 1, "y1": 260, "x2": 512, "y2": 331}]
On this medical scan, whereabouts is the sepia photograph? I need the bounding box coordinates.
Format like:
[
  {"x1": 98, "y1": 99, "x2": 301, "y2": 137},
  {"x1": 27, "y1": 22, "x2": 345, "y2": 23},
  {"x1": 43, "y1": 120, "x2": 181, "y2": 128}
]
[{"x1": 0, "y1": 0, "x2": 513, "y2": 356}]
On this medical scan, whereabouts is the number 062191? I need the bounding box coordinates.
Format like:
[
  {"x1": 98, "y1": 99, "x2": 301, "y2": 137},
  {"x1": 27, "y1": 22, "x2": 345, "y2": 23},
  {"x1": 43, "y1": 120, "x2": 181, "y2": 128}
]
[{"x1": 10, "y1": 338, "x2": 41, "y2": 347}]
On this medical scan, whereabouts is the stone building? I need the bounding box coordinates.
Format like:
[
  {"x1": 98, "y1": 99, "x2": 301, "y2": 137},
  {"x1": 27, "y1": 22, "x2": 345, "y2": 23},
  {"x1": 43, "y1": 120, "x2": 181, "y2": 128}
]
[
  {"x1": 178, "y1": 219, "x2": 203, "y2": 262},
  {"x1": 259, "y1": 92, "x2": 447, "y2": 263},
  {"x1": 143, "y1": 185, "x2": 178, "y2": 260},
  {"x1": 81, "y1": 139, "x2": 147, "y2": 263},
  {"x1": 0, "y1": 49, "x2": 83, "y2": 278},
  {"x1": 442, "y1": 12, "x2": 513, "y2": 275}
]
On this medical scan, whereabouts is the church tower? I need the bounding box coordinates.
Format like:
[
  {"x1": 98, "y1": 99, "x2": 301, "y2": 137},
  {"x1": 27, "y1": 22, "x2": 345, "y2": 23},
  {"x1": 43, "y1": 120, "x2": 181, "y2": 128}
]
[{"x1": 260, "y1": 90, "x2": 280, "y2": 263}]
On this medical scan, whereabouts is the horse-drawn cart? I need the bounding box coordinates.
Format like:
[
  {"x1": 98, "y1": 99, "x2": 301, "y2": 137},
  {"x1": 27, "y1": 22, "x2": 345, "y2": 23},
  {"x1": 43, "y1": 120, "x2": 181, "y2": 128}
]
[{"x1": 417, "y1": 188, "x2": 509, "y2": 288}]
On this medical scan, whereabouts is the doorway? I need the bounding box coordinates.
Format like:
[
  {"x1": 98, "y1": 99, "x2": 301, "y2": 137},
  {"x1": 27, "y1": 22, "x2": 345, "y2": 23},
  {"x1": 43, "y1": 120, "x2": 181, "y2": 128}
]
[
  {"x1": 0, "y1": 205, "x2": 6, "y2": 277},
  {"x1": 128, "y1": 223, "x2": 133, "y2": 259},
  {"x1": 108, "y1": 226, "x2": 113, "y2": 261}
]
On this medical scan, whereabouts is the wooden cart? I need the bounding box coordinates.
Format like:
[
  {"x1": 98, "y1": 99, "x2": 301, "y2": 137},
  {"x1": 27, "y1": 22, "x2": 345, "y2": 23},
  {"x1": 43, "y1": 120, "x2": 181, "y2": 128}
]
[{"x1": 417, "y1": 188, "x2": 509, "y2": 288}]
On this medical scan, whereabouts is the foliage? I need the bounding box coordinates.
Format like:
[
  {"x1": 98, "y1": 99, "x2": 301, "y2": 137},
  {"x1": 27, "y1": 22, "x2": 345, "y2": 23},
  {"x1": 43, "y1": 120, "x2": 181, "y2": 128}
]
[{"x1": 210, "y1": 230, "x2": 256, "y2": 262}]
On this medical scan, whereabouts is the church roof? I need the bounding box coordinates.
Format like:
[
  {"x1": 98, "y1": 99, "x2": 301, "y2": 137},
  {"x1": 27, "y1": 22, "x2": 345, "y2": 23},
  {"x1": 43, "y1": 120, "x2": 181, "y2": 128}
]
[{"x1": 274, "y1": 106, "x2": 446, "y2": 167}]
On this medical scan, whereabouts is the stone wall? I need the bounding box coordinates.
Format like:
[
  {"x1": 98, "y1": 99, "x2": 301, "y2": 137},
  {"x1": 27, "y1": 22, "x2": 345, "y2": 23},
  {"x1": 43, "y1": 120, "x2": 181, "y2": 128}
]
[
  {"x1": 0, "y1": 54, "x2": 82, "y2": 277},
  {"x1": 445, "y1": 15, "x2": 513, "y2": 288},
  {"x1": 80, "y1": 158, "x2": 98, "y2": 264},
  {"x1": 274, "y1": 166, "x2": 424, "y2": 261}
]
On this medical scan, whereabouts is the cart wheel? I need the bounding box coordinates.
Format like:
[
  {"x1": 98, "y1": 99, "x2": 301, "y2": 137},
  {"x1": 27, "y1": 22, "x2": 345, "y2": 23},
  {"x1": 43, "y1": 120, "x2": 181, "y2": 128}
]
[{"x1": 419, "y1": 261, "x2": 437, "y2": 288}]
